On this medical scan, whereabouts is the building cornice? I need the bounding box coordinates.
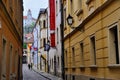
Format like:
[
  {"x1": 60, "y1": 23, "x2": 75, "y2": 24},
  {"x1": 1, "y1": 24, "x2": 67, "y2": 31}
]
[{"x1": 64, "y1": 0, "x2": 113, "y2": 40}]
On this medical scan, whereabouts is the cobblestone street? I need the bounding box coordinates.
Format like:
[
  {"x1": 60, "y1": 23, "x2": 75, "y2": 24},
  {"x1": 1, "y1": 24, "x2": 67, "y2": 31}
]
[{"x1": 22, "y1": 64, "x2": 49, "y2": 80}]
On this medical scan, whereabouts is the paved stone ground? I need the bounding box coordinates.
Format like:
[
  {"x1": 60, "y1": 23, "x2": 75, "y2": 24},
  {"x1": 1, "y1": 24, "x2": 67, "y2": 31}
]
[
  {"x1": 33, "y1": 69, "x2": 63, "y2": 80},
  {"x1": 22, "y1": 64, "x2": 49, "y2": 80}
]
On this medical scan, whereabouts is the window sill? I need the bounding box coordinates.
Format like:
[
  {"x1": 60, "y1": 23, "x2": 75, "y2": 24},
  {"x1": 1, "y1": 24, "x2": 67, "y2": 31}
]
[
  {"x1": 79, "y1": 65, "x2": 85, "y2": 68},
  {"x1": 65, "y1": 66, "x2": 68, "y2": 68},
  {"x1": 89, "y1": 65, "x2": 97, "y2": 68},
  {"x1": 72, "y1": 66, "x2": 76, "y2": 69},
  {"x1": 108, "y1": 64, "x2": 120, "y2": 68},
  {"x1": 65, "y1": 66, "x2": 69, "y2": 69}
]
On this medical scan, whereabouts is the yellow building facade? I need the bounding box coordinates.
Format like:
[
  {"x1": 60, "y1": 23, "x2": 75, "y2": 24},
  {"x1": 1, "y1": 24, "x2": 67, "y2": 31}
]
[
  {"x1": 0, "y1": 0, "x2": 23, "y2": 80},
  {"x1": 63, "y1": 0, "x2": 120, "y2": 80}
]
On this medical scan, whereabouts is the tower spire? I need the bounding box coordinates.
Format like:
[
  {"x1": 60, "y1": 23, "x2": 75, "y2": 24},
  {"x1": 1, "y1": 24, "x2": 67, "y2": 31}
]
[{"x1": 27, "y1": 9, "x2": 32, "y2": 19}]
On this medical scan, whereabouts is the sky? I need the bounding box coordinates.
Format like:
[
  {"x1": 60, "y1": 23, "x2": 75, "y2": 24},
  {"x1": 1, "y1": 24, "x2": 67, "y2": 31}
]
[{"x1": 23, "y1": 0, "x2": 48, "y2": 19}]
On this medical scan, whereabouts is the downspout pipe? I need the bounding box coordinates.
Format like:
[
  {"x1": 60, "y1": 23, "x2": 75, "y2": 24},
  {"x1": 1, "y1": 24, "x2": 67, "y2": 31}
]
[{"x1": 60, "y1": 0, "x2": 65, "y2": 79}]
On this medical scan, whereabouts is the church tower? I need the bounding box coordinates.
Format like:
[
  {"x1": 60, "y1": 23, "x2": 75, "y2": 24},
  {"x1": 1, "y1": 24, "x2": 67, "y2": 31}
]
[{"x1": 27, "y1": 9, "x2": 32, "y2": 20}]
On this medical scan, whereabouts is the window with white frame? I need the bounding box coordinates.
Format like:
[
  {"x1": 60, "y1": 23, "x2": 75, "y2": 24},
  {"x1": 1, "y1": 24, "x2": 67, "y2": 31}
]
[
  {"x1": 108, "y1": 24, "x2": 119, "y2": 64},
  {"x1": 90, "y1": 35, "x2": 96, "y2": 65}
]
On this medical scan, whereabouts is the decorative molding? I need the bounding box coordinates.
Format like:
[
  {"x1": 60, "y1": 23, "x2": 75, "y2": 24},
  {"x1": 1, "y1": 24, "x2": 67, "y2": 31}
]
[
  {"x1": 89, "y1": 65, "x2": 97, "y2": 68},
  {"x1": 86, "y1": 0, "x2": 93, "y2": 5},
  {"x1": 64, "y1": 0, "x2": 114, "y2": 40},
  {"x1": 76, "y1": 9, "x2": 83, "y2": 17},
  {"x1": 108, "y1": 64, "x2": 120, "y2": 68}
]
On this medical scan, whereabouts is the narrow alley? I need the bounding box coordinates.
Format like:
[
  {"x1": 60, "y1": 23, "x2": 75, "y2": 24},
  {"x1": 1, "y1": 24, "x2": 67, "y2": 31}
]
[
  {"x1": 22, "y1": 64, "x2": 62, "y2": 80},
  {"x1": 22, "y1": 64, "x2": 49, "y2": 80},
  {"x1": 1, "y1": 0, "x2": 120, "y2": 80}
]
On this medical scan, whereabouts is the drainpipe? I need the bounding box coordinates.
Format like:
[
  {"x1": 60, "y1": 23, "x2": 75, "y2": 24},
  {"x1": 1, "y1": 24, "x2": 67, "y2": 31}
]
[{"x1": 60, "y1": 0, "x2": 65, "y2": 79}]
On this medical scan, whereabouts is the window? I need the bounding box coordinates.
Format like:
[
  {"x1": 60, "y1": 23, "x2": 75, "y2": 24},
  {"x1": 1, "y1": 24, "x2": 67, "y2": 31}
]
[
  {"x1": 43, "y1": 38, "x2": 46, "y2": 47},
  {"x1": 57, "y1": 57, "x2": 59, "y2": 68},
  {"x1": 9, "y1": 0, "x2": 12, "y2": 8},
  {"x1": 72, "y1": 47, "x2": 75, "y2": 66},
  {"x1": 57, "y1": 28, "x2": 59, "y2": 43},
  {"x1": 2, "y1": 39, "x2": 7, "y2": 78},
  {"x1": 40, "y1": 39, "x2": 42, "y2": 47},
  {"x1": 76, "y1": 0, "x2": 83, "y2": 17},
  {"x1": 66, "y1": 75, "x2": 67, "y2": 80},
  {"x1": 90, "y1": 35, "x2": 96, "y2": 65},
  {"x1": 64, "y1": 8, "x2": 66, "y2": 29},
  {"x1": 70, "y1": 0, "x2": 73, "y2": 14},
  {"x1": 15, "y1": 51, "x2": 18, "y2": 73},
  {"x1": 65, "y1": 50, "x2": 68, "y2": 66},
  {"x1": 43, "y1": 20, "x2": 46, "y2": 28},
  {"x1": 80, "y1": 42, "x2": 84, "y2": 66},
  {"x1": 50, "y1": 59, "x2": 51, "y2": 68},
  {"x1": 72, "y1": 75, "x2": 75, "y2": 80},
  {"x1": 78, "y1": 0, "x2": 82, "y2": 9},
  {"x1": 59, "y1": 0, "x2": 61, "y2": 11},
  {"x1": 39, "y1": 21, "x2": 41, "y2": 26},
  {"x1": 56, "y1": 0, "x2": 58, "y2": 14},
  {"x1": 9, "y1": 45, "x2": 13, "y2": 74},
  {"x1": 52, "y1": 59, "x2": 53, "y2": 69},
  {"x1": 9, "y1": 0, "x2": 13, "y2": 16},
  {"x1": 109, "y1": 25, "x2": 119, "y2": 64}
]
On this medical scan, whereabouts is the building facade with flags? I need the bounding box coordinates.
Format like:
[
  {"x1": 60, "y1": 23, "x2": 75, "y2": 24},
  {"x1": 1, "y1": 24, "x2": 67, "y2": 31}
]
[
  {"x1": 48, "y1": 0, "x2": 59, "y2": 76},
  {"x1": 32, "y1": 24, "x2": 39, "y2": 69},
  {"x1": 32, "y1": 8, "x2": 48, "y2": 71},
  {"x1": 38, "y1": 8, "x2": 48, "y2": 72},
  {"x1": 23, "y1": 9, "x2": 36, "y2": 64}
]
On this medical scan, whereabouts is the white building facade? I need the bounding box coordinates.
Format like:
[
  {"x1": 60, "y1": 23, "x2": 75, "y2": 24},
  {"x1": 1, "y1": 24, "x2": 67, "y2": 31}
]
[{"x1": 48, "y1": 0, "x2": 62, "y2": 78}]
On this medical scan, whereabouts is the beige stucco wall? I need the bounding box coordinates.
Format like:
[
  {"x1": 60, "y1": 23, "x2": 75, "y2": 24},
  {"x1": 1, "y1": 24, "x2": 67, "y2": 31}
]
[{"x1": 64, "y1": 0, "x2": 120, "y2": 80}]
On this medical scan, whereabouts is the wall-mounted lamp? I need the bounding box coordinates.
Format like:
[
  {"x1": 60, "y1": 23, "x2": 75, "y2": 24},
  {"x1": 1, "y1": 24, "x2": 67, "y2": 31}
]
[
  {"x1": 44, "y1": 40, "x2": 50, "y2": 51},
  {"x1": 67, "y1": 14, "x2": 84, "y2": 32},
  {"x1": 66, "y1": 14, "x2": 75, "y2": 29}
]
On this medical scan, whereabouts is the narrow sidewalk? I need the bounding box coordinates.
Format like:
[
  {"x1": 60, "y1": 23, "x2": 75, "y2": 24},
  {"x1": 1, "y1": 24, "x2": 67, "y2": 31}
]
[{"x1": 33, "y1": 68, "x2": 63, "y2": 80}]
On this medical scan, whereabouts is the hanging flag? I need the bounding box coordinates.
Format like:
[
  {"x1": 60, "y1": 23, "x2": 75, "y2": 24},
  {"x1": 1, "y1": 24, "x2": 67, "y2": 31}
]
[{"x1": 34, "y1": 47, "x2": 38, "y2": 51}]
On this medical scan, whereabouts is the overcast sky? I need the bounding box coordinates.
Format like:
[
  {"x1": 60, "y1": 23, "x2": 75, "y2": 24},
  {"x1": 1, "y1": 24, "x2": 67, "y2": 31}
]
[{"x1": 23, "y1": 0, "x2": 48, "y2": 19}]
